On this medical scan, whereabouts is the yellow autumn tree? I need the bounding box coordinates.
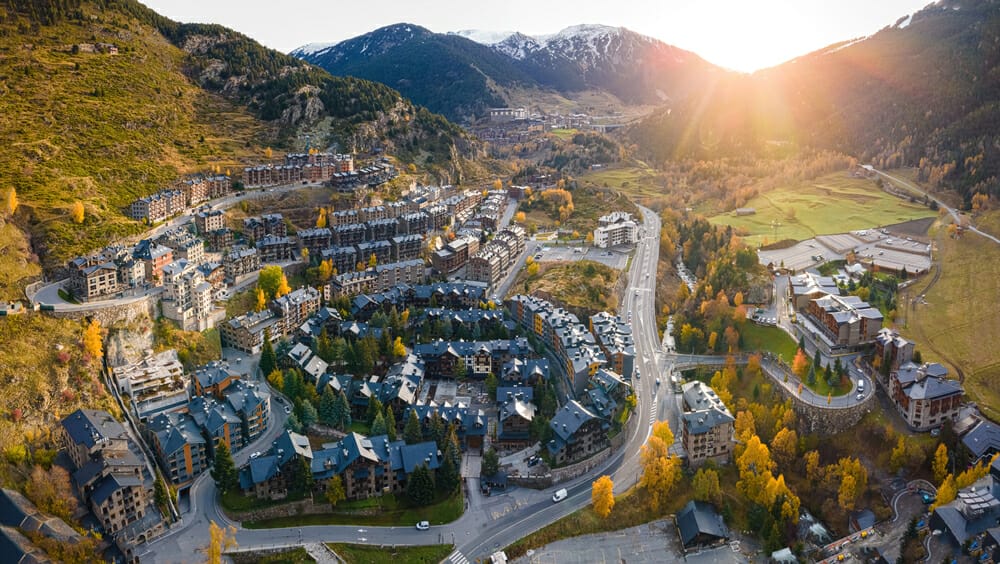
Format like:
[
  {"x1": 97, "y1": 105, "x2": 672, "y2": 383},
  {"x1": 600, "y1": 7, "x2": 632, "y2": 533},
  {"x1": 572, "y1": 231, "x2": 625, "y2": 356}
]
[
  {"x1": 316, "y1": 207, "x2": 327, "y2": 228},
  {"x1": 205, "y1": 520, "x2": 237, "y2": 564},
  {"x1": 955, "y1": 454, "x2": 998, "y2": 489},
  {"x1": 301, "y1": 247, "x2": 309, "y2": 264},
  {"x1": 493, "y1": 178, "x2": 503, "y2": 191},
  {"x1": 527, "y1": 262, "x2": 539, "y2": 276},
  {"x1": 692, "y1": 467, "x2": 722, "y2": 505},
  {"x1": 514, "y1": 211, "x2": 526, "y2": 223},
  {"x1": 771, "y1": 427, "x2": 798, "y2": 469},
  {"x1": 71, "y1": 201, "x2": 85, "y2": 224},
  {"x1": 736, "y1": 434, "x2": 774, "y2": 503},
  {"x1": 82, "y1": 319, "x2": 103, "y2": 359},
  {"x1": 932, "y1": 443, "x2": 949, "y2": 483},
  {"x1": 838, "y1": 474, "x2": 858, "y2": 511},
  {"x1": 5, "y1": 187, "x2": 16, "y2": 215},
  {"x1": 591, "y1": 475, "x2": 614, "y2": 518},
  {"x1": 368, "y1": 253, "x2": 378, "y2": 268},
  {"x1": 392, "y1": 336, "x2": 406, "y2": 358},
  {"x1": 804, "y1": 450, "x2": 822, "y2": 483},
  {"x1": 318, "y1": 259, "x2": 334, "y2": 282},
  {"x1": 264, "y1": 147, "x2": 273, "y2": 159},
  {"x1": 931, "y1": 474, "x2": 957, "y2": 511},
  {"x1": 640, "y1": 435, "x2": 682, "y2": 512},
  {"x1": 255, "y1": 288, "x2": 267, "y2": 312},
  {"x1": 275, "y1": 274, "x2": 292, "y2": 298}
]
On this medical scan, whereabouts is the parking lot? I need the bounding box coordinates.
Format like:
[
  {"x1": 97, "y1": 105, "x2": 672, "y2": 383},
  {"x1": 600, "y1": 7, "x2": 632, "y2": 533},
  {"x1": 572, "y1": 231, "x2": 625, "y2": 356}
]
[
  {"x1": 535, "y1": 245, "x2": 630, "y2": 270},
  {"x1": 514, "y1": 520, "x2": 749, "y2": 564}
]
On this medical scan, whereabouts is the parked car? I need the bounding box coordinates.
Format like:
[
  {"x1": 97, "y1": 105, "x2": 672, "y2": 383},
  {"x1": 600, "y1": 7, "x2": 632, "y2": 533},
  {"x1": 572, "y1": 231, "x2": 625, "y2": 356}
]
[
  {"x1": 552, "y1": 488, "x2": 568, "y2": 503},
  {"x1": 284, "y1": 405, "x2": 291, "y2": 414},
  {"x1": 528, "y1": 455, "x2": 542, "y2": 467},
  {"x1": 250, "y1": 451, "x2": 261, "y2": 460},
  {"x1": 416, "y1": 521, "x2": 430, "y2": 531}
]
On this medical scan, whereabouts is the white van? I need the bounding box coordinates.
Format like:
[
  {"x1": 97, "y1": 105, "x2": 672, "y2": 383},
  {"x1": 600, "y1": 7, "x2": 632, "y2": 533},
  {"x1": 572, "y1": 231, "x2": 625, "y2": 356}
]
[
  {"x1": 552, "y1": 488, "x2": 568, "y2": 503},
  {"x1": 857, "y1": 379, "x2": 865, "y2": 392}
]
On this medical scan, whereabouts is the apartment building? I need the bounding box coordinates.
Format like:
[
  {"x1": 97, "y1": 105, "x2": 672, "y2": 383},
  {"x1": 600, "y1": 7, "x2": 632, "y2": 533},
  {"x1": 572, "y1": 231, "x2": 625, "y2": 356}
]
[
  {"x1": 681, "y1": 381, "x2": 735, "y2": 467},
  {"x1": 161, "y1": 259, "x2": 216, "y2": 331}
]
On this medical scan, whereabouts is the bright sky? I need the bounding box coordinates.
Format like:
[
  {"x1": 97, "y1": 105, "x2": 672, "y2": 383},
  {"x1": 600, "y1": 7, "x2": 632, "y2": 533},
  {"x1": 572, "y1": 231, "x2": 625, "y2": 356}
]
[{"x1": 142, "y1": 0, "x2": 929, "y2": 72}]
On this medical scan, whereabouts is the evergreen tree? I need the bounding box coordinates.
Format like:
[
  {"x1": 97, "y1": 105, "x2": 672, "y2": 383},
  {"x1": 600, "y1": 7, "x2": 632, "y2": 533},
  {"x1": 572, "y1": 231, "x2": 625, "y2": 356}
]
[
  {"x1": 370, "y1": 410, "x2": 387, "y2": 436},
  {"x1": 798, "y1": 335, "x2": 806, "y2": 352},
  {"x1": 482, "y1": 447, "x2": 500, "y2": 477},
  {"x1": 813, "y1": 348, "x2": 822, "y2": 370},
  {"x1": 298, "y1": 400, "x2": 318, "y2": 428},
  {"x1": 429, "y1": 410, "x2": 446, "y2": 449},
  {"x1": 335, "y1": 390, "x2": 351, "y2": 429},
  {"x1": 385, "y1": 408, "x2": 397, "y2": 441},
  {"x1": 485, "y1": 372, "x2": 498, "y2": 398},
  {"x1": 259, "y1": 330, "x2": 277, "y2": 377},
  {"x1": 404, "y1": 409, "x2": 423, "y2": 444},
  {"x1": 407, "y1": 464, "x2": 435, "y2": 506},
  {"x1": 290, "y1": 456, "x2": 314, "y2": 494},
  {"x1": 285, "y1": 412, "x2": 302, "y2": 433},
  {"x1": 438, "y1": 424, "x2": 461, "y2": 493},
  {"x1": 319, "y1": 386, "x2": 337, "y2": 425},
  {"x1": 807, "y1": 363, "x2": 817, "y2": 386},
  {"x1": 210, "y1": 443, "x2": 238, "y2": 494},
  {"x1": 366, "y1": 397, "x2": 384, "y2": 425}
]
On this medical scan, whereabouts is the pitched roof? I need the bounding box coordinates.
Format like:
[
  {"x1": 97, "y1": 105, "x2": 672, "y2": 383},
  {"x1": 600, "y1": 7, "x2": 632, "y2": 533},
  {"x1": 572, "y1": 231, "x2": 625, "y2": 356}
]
[
  {"x1": 61, "y1": 409, "x2": 128, "y2": 449},
  {"x1": 676, "y1": 501, "x2": 729, "y2": 546},
  {"x1": 90, "y1": 473, "x2": 143, "y2": 506}
]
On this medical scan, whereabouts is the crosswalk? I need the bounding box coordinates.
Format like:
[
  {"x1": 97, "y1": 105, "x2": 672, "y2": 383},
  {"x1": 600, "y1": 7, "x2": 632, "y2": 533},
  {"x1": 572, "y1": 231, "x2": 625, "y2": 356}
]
[
  {"x1": 447, "y1": 550, "x2": 470, "y2": 564},
  {"x1": 649, "y1": 397, "x2": 658, "y2": 426}
]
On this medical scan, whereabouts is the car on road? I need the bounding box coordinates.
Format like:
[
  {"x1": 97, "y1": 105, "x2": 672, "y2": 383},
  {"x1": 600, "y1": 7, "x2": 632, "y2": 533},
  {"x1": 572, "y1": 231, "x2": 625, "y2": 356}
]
[
  {"x1": 552, "y1": 488, "x2": 568, "y2": 503},
  {"x1": 527, "y1": 455, "x2": 542, "y2": 467},
  {"x1": 415, "y1": 521, "x2": 430, "y2": 531},
  {"x1": 274, "y1": 396, "x2": 284, "y2": 404},
  {"x1": 284, "y1": 405, "x2": 291, "y2": 414},
  {"x1": 250, "y1": 451, "x2": 261, "y2": 459},
  {"x1": 656, "y1": 377, "x2": 661, "y2": 386},
  {"x1": 930, "y1": 427, "x2": 941, "y2": 437},
  {"x1": 856, "y1": 393, "x2": 864, "y2": 401}
]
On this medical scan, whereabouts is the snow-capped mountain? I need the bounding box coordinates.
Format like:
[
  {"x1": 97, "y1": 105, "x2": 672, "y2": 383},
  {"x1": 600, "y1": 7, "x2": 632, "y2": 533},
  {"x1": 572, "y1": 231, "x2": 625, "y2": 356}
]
[
  {"x1": 291, "y1": 23, "x2": 432, "y2": 65},
  {"x1": 292, "y1": 23, "x2": 722, "y2": 118}
]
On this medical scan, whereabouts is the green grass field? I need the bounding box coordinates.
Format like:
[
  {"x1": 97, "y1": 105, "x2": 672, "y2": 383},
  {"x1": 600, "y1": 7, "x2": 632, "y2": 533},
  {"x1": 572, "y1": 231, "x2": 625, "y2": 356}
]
[
  {"x1": 327, "y1": 543, "x2": 453, "y2": 564},
  {"x1": 548, "y1": 128, "x2": 579, "y2": 141},
  {"x1": 902, "y1": 224, "x2": 1000, "y2": 422},
  {"x1": 578, "y1": 164, "x2": 663, "y2": 199},
  {"x1": 740, "y1": 323, "x2": 798, "y2": 361},
  {"x1": 708, "y1": 173, "x2": 935, "y2": 246}
]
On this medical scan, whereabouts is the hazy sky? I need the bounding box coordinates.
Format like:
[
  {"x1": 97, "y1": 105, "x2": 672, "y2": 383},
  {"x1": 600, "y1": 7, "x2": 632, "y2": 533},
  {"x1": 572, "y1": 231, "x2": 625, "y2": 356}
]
[{"x1": 142, "y1": 0, "x2": 930, "y2": 72}]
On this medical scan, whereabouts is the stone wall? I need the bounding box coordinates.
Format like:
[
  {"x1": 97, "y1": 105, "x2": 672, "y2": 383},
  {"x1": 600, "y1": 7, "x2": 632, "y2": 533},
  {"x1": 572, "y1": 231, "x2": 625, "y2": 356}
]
[
  {"x1": 49, "y1": 294, "x2": 157, "y2": 326},
  {"x1": 770, "y1": 377, "x2": 875, "y2": 435}
]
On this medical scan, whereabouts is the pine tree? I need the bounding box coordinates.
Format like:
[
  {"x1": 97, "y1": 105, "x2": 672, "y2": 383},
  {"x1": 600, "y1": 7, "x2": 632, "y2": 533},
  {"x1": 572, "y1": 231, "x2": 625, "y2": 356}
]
[
  {"x1": 210, "y1": 443, "x2": 238, "y2": 494},
  {"x1": 404, "y1": 409, "x2": 423, "y2": 444},
  {"x1": 370, "y1": 410, "x2": 387, "y2": 436},
  {"x1": 482, "y1": 447, "x2": 500, "y2": 477},
  {"x1": 385, "y1": 408, "x2": 397, "y2": 441},
  {"x1": 335, "y1": 391, "x2": 351, "y2": 429},
  {"x1": 813, "y1": 349, "x2": 822, "y2": 370},
  {"x1": 429, "y1": 410, "x2": 446, "y2": 449},
  {"x1": 366, "y1": 397, "x2": 383, "y2": 425},
  {"x1": 259, "y1": 330, "x2": 276, "y2": 377},
  {"x1": 319, "y1": 386, "x2": 337, "y2": 425},
  {"x1": 298, "y1": 401, "x2": 318, "y2": 429},
  {"x1": 407, "y1": 464, "x2": 435, "y2": 506}
]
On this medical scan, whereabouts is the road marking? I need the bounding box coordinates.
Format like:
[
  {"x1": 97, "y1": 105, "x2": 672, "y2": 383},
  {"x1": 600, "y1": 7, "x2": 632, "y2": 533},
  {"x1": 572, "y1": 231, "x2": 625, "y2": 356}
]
[{"x1": 448, "y1": 550, "x2": 470, "y2": 564}]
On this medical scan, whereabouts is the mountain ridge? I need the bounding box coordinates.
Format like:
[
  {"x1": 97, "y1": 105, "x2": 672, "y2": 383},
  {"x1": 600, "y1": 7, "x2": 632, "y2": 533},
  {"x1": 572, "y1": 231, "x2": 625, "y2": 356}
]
[{"x1": 293, "y1": 23, "x2": 723, "y2": 120}]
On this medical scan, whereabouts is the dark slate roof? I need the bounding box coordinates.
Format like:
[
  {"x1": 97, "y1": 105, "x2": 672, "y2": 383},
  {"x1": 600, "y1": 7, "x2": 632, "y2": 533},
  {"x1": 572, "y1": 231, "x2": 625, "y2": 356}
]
[
  {"x1": 60, "y1": 409, "x2": 127, "y2": 449},
  {"x1": 272, "y1": 431, "x2": 312, "y2": 467},
  {"x1": 148, "y1": 412, "x2": 205, "y2": 457},
  {"x1": 682, "y1": 407, "x2": 735, "y2": 435},
  {"x1": 496, "y1": 385, "x2": 533, "y2": 404},
  {"x1": 0, "y1": 489, "x2": 34, "y2": 528},
  {"x1": 851, "y1": 509, "x2": 877, "y2": 531},
  {"x1": 549, "y1": 400, "x2": 599, "y2": 443},
  {"x1": 194, "y1": 361, "x2": 239, "y2": 390},
  {"x1": 0, "y1": 526, "x2": 48, "y2": 564},
  {"x1": 398, "y1": 442, "x2": 441, "y2": 473},
  {"x1": 676, "y1": 501, "x2": 729, "y2": 546},
  {"x1": 90, "y1": 473, "x2": 143, "y2": 506},
  {"x1": 962, "y1": 420, "x2": 1000, "y2": 461},
  {"x1": 240, "y1": 455, "x2": 281, "y2": 489}
]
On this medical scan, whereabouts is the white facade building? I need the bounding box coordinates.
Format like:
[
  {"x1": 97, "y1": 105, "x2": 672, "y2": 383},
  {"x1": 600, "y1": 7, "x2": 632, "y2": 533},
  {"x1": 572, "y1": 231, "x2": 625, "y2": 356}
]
[{"x1": 593, "y1": 211, "x2": 639, "y2": 248}]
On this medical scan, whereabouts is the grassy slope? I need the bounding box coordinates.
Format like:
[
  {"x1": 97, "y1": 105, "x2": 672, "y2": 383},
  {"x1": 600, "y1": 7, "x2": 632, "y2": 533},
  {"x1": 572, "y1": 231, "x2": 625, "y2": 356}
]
[
  {"x1": 327, "y1": 543, "x2": 453, "y2": 564},
  {"x1": 901, "y1": 223, "x2": 1000, "y2": 422},
  {"x1": 510, "y1": 260, "x2": 620, "y2": 314},
  {"x1": 577, "y1": 163, "x2": 662, "y2": 200},
  {"x1": 517, "y1": 183, "x2": 639, "y2": 235},
  {"x1": 0, "y1": 313, "x2": 119, "y2": 458},
  {"x1": 707, "y1": 172, "x2": 935, "y2": 245},
  {"x1": 0, "y1": 8, "x2": 266, "y2": 276}
]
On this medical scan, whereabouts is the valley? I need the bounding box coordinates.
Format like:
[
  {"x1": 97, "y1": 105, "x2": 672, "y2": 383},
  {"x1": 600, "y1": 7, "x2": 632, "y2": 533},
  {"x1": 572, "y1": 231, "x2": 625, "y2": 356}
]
[{"x1": 1, "y1": 1, "x2": 999, "y2": 563}]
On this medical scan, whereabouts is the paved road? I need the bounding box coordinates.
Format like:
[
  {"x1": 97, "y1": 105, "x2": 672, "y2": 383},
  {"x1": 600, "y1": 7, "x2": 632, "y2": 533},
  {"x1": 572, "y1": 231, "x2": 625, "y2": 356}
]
[{"x1": 866, "y1": 166, "x2": 1000, "y2": 245}]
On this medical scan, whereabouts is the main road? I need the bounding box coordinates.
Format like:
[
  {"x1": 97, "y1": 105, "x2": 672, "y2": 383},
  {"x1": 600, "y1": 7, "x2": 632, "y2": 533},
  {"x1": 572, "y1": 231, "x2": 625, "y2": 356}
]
[{"x1": 143, "y1": 205, "x2": 676, "y2": 563}]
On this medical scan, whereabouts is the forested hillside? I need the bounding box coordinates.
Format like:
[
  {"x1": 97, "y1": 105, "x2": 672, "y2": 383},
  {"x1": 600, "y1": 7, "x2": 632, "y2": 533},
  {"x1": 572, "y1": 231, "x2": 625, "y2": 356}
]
[{"x1": 628, "y1": 0, "x2": 1000, "y2": 206}]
